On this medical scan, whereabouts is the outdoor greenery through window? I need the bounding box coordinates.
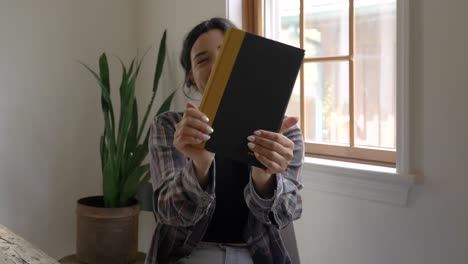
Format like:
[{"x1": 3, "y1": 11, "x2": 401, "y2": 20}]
[{"x1": 244, "y1": 0, "x2": 397, "y2": 166}]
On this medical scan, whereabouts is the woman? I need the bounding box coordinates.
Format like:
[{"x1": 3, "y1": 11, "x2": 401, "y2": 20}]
[{"x1": 145, "y1": 17, "x2": 304, "y2": 264}]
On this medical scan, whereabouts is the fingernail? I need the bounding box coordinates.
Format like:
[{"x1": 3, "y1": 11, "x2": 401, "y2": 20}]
[
  {"x1": 206, "y1": 126, "x2": 214, "y2": 134},
  {"x1": 247, "y1": 143, "x2": 255, "y2": 149},
  {"x1": 194, "y1": 138, "x2": 202, "y2": 144},
  {"x1": 202, "y1": 116, "x2": 209, "y2": 122},
  {"x1": 254, "y1": 130, "x2": 261, "y2": 136},
  {"x1": 202, "y1": 134, "x2": 211, "y2": 141},
  {"x1": 247, "y1": 135, "x2": 255, "y2": 142}
]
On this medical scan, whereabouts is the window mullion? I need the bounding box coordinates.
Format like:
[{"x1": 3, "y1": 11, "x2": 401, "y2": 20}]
[
  {"x1": 300, "y1": 0, "x2": 305, "y2": 136},
  {"x1": 349, "y1": 0, "x2": 355, "y2": 147},
  {"x1": 304, "y1": 55, "x2": 351, "y2": 63},
  {"x1": 242, "y1": 0, "x2": 263, "y2": 34}
]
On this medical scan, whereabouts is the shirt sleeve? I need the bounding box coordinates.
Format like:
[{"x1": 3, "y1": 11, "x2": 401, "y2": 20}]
[
  {"x1": 243, "y1": 125, "x2": 304, "y2": 229},
  {"x1": 149, "y1": 112, "x2": 216, "y2": 227}
]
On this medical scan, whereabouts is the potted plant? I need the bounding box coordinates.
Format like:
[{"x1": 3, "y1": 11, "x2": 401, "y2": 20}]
[{"x1": 77, "y1": 30, "x2": 175, "y2": 264}]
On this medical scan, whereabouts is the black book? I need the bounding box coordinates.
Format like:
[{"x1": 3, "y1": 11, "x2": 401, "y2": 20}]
[{"x1": 198, "y1": 27, "x2": 304, "y2": 169}]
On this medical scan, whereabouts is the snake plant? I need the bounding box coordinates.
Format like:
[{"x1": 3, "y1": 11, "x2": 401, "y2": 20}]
[{"x1": 81, "y1": 30, "x2": 175, "y2": 208}]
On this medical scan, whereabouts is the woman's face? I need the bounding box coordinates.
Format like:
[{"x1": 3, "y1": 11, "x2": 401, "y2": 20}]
[{"x1": 190, "y1": 29, "x2": 224, "y2": 93}]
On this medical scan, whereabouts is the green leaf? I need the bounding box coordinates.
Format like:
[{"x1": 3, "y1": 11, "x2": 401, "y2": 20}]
[
  {"x1": 99, "y1": 54, "x2": 110, "y2": 95},
  {"x1": 116, "y1": 73, "x2": 137, "y2": 158},
  {"x1": 100, "y1": 134, "x2": 107, "y2": 171},
  {"x1": 118, "y1": 57, "x2": 130, "y2": 107},
  {"x1": 153, "y1": 30, "x2": 167, "y2": 94},
  {"x1": 156, "y1": 89, "x2": 176, "y2": 116},
  {"x1": 125, "y1": 99, "x2": 139, "y2": 158},
  {"x1": 127, "y1": 58, "x2": 136, "y2": 82},
  {"x1": 119, "y1": 164, "x2": 150, "y2": 206},
  {"x1": 138, "y1": 30, "x2": 167, "y2": 143},
  {"x1": 80, "y1": 62, "x2": 111, "y2": 109},
  {"x1": 80, "y1": 59, "x2": 116, "y2": 150},
  {"x1": 99, "y1": 54, "x2": 116, "y2": 135},
  {"x1": 120, "y1": 99, "x2": 139, "y2": 187},
  {"x1": 103, "y1": 99, "x2": 116, "y2": 155},
  {"x1": 126, "y1": 144, "x2": 148, "y2": 176},
  {"x1": 103, "y1": 154, "x2": 118, "y2": 208},
  {"x1": 115, "y1": 57, "x2": 146, "y2": 189}
]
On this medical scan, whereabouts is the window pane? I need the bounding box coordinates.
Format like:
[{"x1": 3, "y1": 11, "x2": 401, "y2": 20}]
[
  {"x1": 304, "y1": 62, "x2": 349, "y2": 144},
  {"x1": 264, "y1": 0, "x2": 300, "y2": 48},
  {"x1": 354, "y1": 0, "x2": 396, "y2": 149},
  {"x1": 285, "y1": 70, "x2": 301, "y2": 126},
  {"x1": 304, "y1": 0, "x2": 349, "y2": 57}
]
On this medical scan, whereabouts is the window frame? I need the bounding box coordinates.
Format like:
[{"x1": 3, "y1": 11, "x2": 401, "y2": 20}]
[
  {"x1": 229, "y1": 0, "x2": 414, "y2": 207},
  {"x1": 242, "y1": 0, "x2": 400, "y2": 167}
]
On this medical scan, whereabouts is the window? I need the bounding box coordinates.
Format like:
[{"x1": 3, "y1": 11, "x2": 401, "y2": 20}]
[{"x1": 243, "y1": 0, "x2": 398, "y2": 167}]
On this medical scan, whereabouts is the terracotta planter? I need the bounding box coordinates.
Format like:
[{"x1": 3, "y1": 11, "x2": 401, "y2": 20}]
[{"x1": 76, "y1": 196, "x2": 139, "y2": 264}]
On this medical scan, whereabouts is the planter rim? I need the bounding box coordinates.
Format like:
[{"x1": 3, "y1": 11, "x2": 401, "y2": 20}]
[{"x1": 76, "y1": 195, "x2": 140, "y2": 219}]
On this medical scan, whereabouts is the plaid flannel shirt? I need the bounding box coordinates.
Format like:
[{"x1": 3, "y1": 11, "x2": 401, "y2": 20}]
[{"x1": 145, "y1": 111, "x2": 304, "y2": 264}]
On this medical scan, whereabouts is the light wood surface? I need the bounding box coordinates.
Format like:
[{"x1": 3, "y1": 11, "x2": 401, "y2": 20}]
[{"x1": 0, "y1": 224, "x2": 59, "y2": 264}]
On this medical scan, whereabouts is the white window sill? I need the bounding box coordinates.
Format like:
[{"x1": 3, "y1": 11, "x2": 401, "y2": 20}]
[{"x1": 301, "y1": 157, "x2": 415, "y2": 206}]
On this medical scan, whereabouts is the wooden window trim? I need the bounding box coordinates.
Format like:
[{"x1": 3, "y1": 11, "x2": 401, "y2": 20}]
[
  {"x1": 242, "y1": 0, "x2": 397, "y2": 167},
  {"x1": 306, "y1": 143, "x2": 396, "y2": 167},
  {"x1": 242, "y1": 0, "x2": 263, "y2": 35}
]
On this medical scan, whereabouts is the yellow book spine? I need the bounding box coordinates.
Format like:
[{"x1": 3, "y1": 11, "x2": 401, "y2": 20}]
[{"x1": 195, "y1": 28, "x2": 246, "y2": 149}]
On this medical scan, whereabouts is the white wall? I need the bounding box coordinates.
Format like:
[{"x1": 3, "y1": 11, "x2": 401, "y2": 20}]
[
  {"x1": 0, "y1": 0, "x2": 137, "y2": 259},
  {"x1": 2, "y1": 0, "x2": 468, "y2": 263}
]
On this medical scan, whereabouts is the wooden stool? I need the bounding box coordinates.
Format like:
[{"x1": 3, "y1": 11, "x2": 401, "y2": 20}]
[{"x1": 59, "y1": 252, "x2": 146, "y2": 264}]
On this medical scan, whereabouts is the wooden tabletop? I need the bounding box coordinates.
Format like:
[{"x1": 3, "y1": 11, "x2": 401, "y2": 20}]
[
  {"x1": 0, "y1": 224, "x2": 59, "y2": 264},
  {"x1": 59, "y1": 252, "x2": 146, "y2": 264}
]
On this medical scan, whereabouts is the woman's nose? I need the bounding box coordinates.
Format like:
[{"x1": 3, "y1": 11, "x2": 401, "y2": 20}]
[
  {"x1": 208, "y1": 51, "x2": 219, "y2": 70},
  {"x1": 214, "y1": 49, "x2": 220, "y2": 61}
]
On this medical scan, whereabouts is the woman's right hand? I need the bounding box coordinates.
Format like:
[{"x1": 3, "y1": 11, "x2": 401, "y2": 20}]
[{"x1": 174, "y1": 103, "x2": 215, "y2": 184}]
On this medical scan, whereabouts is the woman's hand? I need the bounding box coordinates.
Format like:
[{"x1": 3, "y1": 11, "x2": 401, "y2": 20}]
[
  {"x1": 248, "y1": 117, "x2": 298, "y2": 197},
  {"x1": 174, "y1": 102, "x2": 215, "y2": 186}
]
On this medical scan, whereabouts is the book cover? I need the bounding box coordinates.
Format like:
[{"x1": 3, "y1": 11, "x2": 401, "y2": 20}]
[{"x1": 198, "y1": 27, "x2": 304, "y2": 168}]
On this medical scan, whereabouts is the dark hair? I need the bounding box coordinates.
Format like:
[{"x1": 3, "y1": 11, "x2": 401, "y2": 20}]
[{"x1": 180, "y1": 17, "x2": 237, "y2": 89}]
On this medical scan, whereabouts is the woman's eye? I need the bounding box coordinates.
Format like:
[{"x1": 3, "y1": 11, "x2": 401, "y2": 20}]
[{"x1": 197, "y1": 58, "x2": 208, "y2": 65}]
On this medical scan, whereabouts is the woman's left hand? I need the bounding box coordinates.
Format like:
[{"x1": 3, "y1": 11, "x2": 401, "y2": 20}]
[
  {"x1": 248, "y1": 117, "x2": 298, "y2": 198},
  {"x1": 248, "y1": 117, "x2": 298, "y2": 175}
]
